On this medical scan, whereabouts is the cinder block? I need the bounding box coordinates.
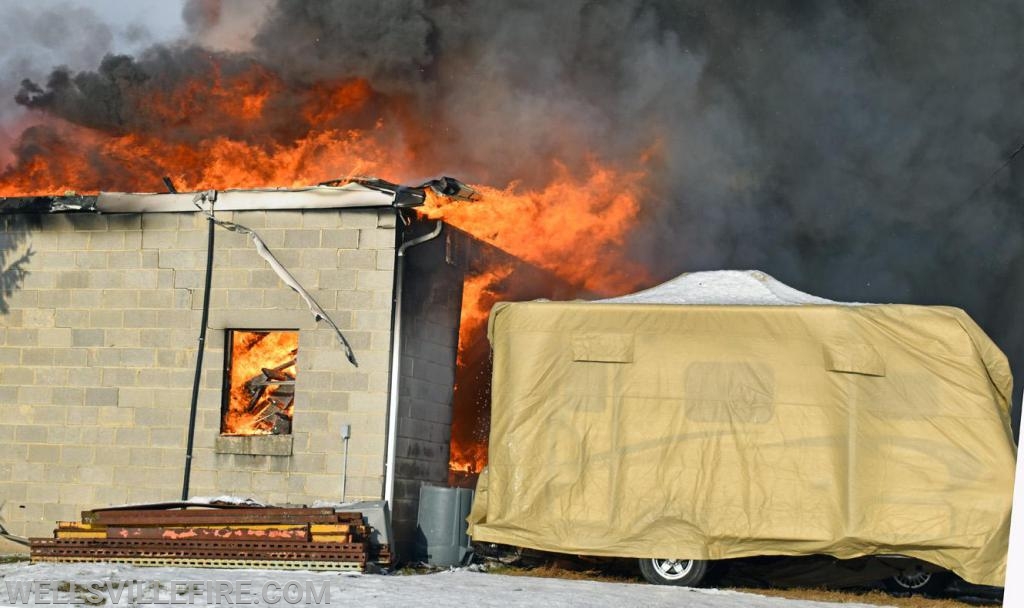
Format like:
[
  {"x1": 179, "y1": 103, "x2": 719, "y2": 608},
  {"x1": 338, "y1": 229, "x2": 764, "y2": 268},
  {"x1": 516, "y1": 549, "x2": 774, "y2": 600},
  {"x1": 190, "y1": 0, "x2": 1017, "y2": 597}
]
[
  {"x1": 158, "y1": 250, "x2": 204, "y2": 269},
  {"x1": 142, "y1": 213, "x2": 180, "y2": 231},
  {"x1": 27, "y1": 445, "x2": 60, "y2": 463},
  {"x1": 106, "y1": 329, "x2": 141, "y2": 347},
  {"x1": 36, "y1": 290, "x2": 71, "y2": 308},
  {"x1": 227, "y1": 290, "x2": 263, "y2": 308},
  {"x1": 360, "y1": 228, "x2": 397, "y2": 250},
  {"x1": 14, "y1": 425, "x2": 47, "y2": 443},
  {"x1": 121, "y1": 348, "x2": 155, "y2": 366},
  {"x1": 123, "y1": 270, "x2": 159, "y2": 289},
  {"x1": 228, "y1": 249, "x2": 263, "y2": 268},
  {"x1": 284, "y1": 229, "x2": 321, "y2": 248},
  {"x1": 357, "y1": 270, "x2": 395, "y2": 291},
  {"x1": 18, "y1": 386, "x2": 53, "y2": 404},
  {"x1": 89, "y1": 310, "x2": 123, "y2": 328},
  {"x1": 43, "y1": 503, "x2": 79, "y2": 523},
  {"x1": 338, "y1": 249, "x2": 377, "y2": 270},
  {"x1": 61, "y1": 445, "x2": 95, "y2": 465},
  {"x1": 85, "y1": 387, "x2": 119, "y2": 406},
  {"x1": 233, "y1": 210, "x2": 266, "y2": 228},
  {"x1": 131, "y1": 444, "x2": 164, "y2": 464},
  {"x1": 150, "y1": 427, "x2": 184, "y2": 447},
  {"x1": 134, "y1": 369, "x2": 169, "y2": 388},
  {"x1": 264, "y1": 211, "x2": 304, "y2": 229},
  {"x1": 86, "y1": 348, "x2": 120, "y2": 367},
  {"x1": 33, "y1": 366, "x2": 69, "y2": 386},
  {"x1": 56, "y1": 271, "x2": 88, "y2": 289},
  {"x1": 27, "y1": 483, "x2": 60, "y2": 503},
  {"x1": 335, "y1": 290, "x2": 375, "y2": 310},
  {"x1": 21, "y1": 348, "x2": 54, "y2": 366},
  {"x1": 175, "y1": 230, "x2": 209, "y2": 249},
  {"x1": 78, "y1": 466, "x2": 114, "y2": 484},
  {"x1": 302, "y1": 248, "x2": 339, "y2": 268},
  {"x1": 106, "y1": 214, "x2": 141, "y2": 231},
  {"x1": 262, "y1": 290, "x2": 299, "y2": 309},
  {"x1": 70, "y1": 290, "x2": 102, "y2": 307},
  {"x1": 1, "y1": 366, "x2": 34, "y2": 384},
  {"x1": 251, "y1": 471, "x2": 290, "y2": 494},
  {"x1": 332, "y1": 372, "x2": 370, "y2": 392},
  {"x1": 97, "y1": 405, "x2": 134, "y2": 426},
  {"x1": 113, "y1": 427, "x2": 150, "y2": 447},
  {"x1": 138, "y1": 291, "x2": 174, "y2": 308},
  {"x1": 76, "y1": 251, "x2": 109, "y2": 268},
  {"x1": 338, "y1": 210, "x2": 379, "y2": 228},
  {"x1": 71, "y1": 214, "x2": 109, "y2": 232},
  {"x1": 46, "y1": 425, "x2": 81, "y2": 443},
  {"x1": 100, "y1": 290, "x2": 139, "y2": 308},
  {"x1": 52, "y1": 387, "x2": 84, "y2": 406},
  {"x1": 377, "y1": 210, "x2": 397, "y2": 229},
  {"x1": 87, "y1": 270, "x2": 125, "y2": 288},
  {"x1": 108, "y1": 251, "x2": 143, "y2": 268},
  {"x1": 21, "y1": 271, "x2": 56, "y2": 289},
  {"x1": 376, "y1": 250, "x2": 395, "y2": 270},
  {"x1": 322, "y1": 229, "x2": 360, "y2": 249},
  {"x1": 54, "y1": 309, "x2": 88, "y2": 328},
  {"x1": 133, "y1": 407, "x2": 171, "y2": 427},
  {"x1": 57, "y1": 231, "x2": 90, "y2": 249},
  {"x1": 142, "y1": 230, "x2": 176, "y2": 249},
  {"x1": 123, "y1": 310, "x2": 158, "y2": 328},
  {"x1": 300, "y1": 211, "x2": 341, "y2": 229},
  {"x1": 100, "y1": 367, "x2": 137, "y2": 388}
]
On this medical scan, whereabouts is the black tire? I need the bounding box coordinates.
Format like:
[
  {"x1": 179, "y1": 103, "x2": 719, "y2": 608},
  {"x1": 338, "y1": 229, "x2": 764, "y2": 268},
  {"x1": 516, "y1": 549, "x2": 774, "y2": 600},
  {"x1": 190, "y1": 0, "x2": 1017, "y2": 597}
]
[
  {"x1": 883, "y1": 568, "x2": 951, "y2": 596},
  {"x1": 638, "y1": 558, "x2": 710, "y2": 586}
]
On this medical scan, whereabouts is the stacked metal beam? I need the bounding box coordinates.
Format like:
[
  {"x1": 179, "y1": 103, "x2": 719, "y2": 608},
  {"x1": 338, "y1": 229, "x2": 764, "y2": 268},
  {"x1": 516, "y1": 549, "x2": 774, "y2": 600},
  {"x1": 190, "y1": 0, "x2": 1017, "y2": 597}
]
[{"x1": 30, "y1": 505, "x2": 388, "y2": 571}]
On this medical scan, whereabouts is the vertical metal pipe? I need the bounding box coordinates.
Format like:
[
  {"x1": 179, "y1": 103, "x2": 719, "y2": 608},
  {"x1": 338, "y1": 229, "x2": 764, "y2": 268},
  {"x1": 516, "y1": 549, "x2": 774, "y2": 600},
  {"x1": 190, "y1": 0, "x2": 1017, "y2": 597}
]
[
  {"x1": 383, "y1": 221, "x2": 443, "y2": 508},
  {"x1": 181, "y1": 214, "x2": 216, "y2": 500}
]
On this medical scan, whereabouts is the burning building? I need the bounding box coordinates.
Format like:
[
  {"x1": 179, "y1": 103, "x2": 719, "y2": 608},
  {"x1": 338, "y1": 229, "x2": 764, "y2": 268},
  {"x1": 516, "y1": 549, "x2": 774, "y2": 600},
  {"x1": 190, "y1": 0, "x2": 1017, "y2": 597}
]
[{"x1": 0, "y1": 179, "x2": 572, "y2": 558}]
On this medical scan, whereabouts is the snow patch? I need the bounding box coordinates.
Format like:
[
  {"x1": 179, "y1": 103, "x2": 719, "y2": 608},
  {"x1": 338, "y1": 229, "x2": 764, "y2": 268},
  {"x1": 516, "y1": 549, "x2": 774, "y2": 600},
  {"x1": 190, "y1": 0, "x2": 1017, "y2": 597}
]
[{"x1": 596, "y1": 270, "x2": 863, "y2": 306}]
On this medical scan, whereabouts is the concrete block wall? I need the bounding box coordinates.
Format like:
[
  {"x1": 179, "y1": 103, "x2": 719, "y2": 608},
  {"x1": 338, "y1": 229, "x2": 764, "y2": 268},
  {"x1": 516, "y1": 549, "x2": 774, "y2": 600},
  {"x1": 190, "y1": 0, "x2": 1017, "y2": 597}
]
[
  {"x1": 390, "y1": 227, "x2": 463, "y2": 560},
  {"x1": 0, "y1": 208, "x2": 397, "y2": 537}
]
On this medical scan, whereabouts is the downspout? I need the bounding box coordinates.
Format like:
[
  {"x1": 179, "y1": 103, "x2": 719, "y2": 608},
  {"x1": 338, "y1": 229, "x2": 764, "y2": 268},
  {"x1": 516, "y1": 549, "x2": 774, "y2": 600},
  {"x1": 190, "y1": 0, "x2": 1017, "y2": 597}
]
[
  {"x1": 182, "y1": 191, "x2": 216, "y2": 500},
  {"x1": 383, "y1": 220, "x2": 443, "y2": 509}
]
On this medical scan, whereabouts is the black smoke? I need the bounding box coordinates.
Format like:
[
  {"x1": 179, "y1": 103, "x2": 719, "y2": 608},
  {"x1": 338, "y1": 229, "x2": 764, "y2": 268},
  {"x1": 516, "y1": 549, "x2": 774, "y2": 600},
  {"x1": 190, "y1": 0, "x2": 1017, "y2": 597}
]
[{"x1": 5, "y1": 0, "x2": 1024, "y2": 424}]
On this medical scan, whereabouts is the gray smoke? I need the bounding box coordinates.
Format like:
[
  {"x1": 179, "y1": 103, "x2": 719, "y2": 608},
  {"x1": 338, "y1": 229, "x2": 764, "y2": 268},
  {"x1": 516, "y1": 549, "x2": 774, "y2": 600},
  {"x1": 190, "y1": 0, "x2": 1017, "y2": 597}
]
[{"x1": 4, "y1": 0, "x2": 1024, "y2": 423}]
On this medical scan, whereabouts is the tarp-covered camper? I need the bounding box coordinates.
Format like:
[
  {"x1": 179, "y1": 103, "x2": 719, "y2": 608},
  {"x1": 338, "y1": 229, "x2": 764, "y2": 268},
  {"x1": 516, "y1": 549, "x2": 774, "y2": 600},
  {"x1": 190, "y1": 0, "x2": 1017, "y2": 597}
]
[{"x1": 467, "y1": 271, "x2": 1015, "y2": 586}]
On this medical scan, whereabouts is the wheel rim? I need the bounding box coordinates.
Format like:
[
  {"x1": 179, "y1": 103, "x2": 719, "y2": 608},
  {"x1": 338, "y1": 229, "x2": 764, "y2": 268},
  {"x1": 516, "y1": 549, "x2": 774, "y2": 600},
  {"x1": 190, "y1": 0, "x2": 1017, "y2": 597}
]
[
  {"x1": 650, "y1": 558, "x2": 695, "y2": 581},
  {"x1": 893, "y1": 571, "x2": 932, "y2": 590}
]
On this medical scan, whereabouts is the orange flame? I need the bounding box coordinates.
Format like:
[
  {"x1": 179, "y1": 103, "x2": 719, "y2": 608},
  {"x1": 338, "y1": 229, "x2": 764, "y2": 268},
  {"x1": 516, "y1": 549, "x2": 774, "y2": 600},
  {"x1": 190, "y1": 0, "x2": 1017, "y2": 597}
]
[
  {"x1": 223, "y1": 330, "x2": 299, "y2": 436},
  {"x1": 0, "y1": 56, "x2": 657, "y2": 482},
  {"x1": 423, "y1": 161, "x2": 650, "y2": 295}
]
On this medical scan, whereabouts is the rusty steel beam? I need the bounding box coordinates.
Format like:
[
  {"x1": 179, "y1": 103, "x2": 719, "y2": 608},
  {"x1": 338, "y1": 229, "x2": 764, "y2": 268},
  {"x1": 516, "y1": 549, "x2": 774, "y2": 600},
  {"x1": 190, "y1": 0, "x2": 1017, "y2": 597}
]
[
  {"x1": 29, "y1": 536, "x2": 368, "y2": 552},
  {"x1": 83, "y1": 508, "x2": 343, "y2": 526},
  {"x1": 31, "y1": 556, "x2": 365, "y2": 571},
  {"x1": 31, "y1": 547, "x2": 368, "y2": 561},
  {"x1": 105, "y1": 527, "x2": 310, "y2": 542}
]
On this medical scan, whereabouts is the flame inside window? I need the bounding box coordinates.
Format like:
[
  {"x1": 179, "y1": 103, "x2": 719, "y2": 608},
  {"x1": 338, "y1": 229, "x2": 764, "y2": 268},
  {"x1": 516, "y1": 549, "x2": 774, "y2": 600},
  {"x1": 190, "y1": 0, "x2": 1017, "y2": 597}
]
[{"x1": 222, "y1": 329, "x2": 299, "y2": 436}]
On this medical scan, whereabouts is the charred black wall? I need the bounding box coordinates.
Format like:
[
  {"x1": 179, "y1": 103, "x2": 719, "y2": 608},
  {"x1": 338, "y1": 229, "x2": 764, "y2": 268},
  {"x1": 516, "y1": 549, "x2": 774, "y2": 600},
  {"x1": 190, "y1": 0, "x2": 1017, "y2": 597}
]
[{"x1": 391, "y1": 220, "x2": 463, "y2": 562}]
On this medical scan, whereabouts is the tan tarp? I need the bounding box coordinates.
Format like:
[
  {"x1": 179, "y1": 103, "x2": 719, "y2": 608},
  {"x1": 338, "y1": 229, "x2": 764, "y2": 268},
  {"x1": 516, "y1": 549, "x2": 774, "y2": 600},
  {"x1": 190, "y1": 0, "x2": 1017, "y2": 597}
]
[{"x1": 468, "y1": 301, "x2": 1015, "y2": 586}]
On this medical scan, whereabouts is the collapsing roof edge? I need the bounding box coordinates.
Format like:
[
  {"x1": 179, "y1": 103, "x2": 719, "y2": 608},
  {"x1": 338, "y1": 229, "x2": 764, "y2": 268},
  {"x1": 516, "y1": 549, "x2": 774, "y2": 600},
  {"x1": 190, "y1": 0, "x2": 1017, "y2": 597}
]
[{"x1": 0, "y1": 176, "x2": 477, "y2": 214}]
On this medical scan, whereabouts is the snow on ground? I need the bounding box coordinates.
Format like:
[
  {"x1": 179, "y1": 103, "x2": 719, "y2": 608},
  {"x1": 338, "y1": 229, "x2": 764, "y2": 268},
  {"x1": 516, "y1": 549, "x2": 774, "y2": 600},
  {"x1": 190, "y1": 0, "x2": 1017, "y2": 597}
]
[
  {"x1": 596, "y1": 270, "x2": 862, "y2": 306},
  {"x1": 0, "y1": 562, "x2": 892, "y2": 607}
]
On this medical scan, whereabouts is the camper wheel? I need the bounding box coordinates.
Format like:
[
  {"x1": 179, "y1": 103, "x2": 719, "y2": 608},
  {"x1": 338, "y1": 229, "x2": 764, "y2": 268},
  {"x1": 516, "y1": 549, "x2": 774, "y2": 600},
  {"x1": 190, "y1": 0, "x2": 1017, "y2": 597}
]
[
  {"x1": 883, "y1": 568, "x2": 951, "y2": 596},
  {"x1": 638, "y1": 558, "x2": 709, "y2": 586}
]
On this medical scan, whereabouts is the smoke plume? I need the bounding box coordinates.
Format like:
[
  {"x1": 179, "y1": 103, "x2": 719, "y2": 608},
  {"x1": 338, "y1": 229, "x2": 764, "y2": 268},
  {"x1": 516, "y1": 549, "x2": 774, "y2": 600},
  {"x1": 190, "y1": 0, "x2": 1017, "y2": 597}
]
[{"x1": 2, "y1": 0, "x2": 1023, "y2": 422}]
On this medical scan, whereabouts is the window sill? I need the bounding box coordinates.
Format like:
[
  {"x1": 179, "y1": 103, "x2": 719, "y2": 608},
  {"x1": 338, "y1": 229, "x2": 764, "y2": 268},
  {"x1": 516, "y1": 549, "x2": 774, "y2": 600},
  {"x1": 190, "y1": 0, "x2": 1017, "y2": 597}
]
[{"x1": 215, "y1": 434, "x2": 293, "y2": 456}]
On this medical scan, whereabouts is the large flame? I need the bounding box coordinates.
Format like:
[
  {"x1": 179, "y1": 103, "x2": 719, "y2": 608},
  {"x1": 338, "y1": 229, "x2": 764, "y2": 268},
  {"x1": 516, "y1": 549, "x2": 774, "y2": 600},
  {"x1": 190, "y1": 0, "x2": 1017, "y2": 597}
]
[
  {"x1": 448, "y1": 266, "x2": 512, "y2": 478},
  {"x1": 223, "y1": 330, "x2": 299, "y2": 436},
  {"x1": 423, "y1": 161, "x2": 649, "y2": 295},
  {"x1": 0, "y1": 55, "x2": 653, "y2": 482}
]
